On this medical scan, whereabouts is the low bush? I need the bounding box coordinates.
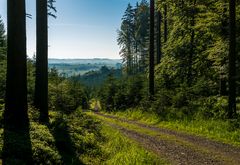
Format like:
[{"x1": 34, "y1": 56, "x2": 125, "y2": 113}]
[{"x1": 0, "y1": 107, "x2": 103, "y2": 164}]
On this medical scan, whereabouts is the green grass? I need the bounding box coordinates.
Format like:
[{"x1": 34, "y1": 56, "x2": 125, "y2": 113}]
[
  {"x1": 88, "y1": 112, "x2": 162, "y2": 137},
  {"x1": 88, "y1": 112, "x2": 238, "y2": 163},
  {"x1": 106, "y1": 109, "x2": 240, "y2": 146},
  {"x1": 98, "y1": 123, "x2": 167, "y2": 165},
  {"x1": 0, "y1": 104, "x2": 167, "y2": 164}
]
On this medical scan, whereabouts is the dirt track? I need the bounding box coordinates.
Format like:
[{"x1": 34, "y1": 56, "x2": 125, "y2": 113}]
[{"x1": 93, "y1": 112, "x2": 240, "y2": 165}]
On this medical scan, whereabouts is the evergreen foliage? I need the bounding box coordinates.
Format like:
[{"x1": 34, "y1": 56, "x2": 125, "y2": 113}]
[
  {"x1": 0, "y1": 16, "x2": 6, "y2": 99},
  {"x1": 0, "y1": 16, "x2": 6, "y2": 48},
  {"x1": 117, "y1": 0, "x2": 149, "y2": 75},
  {"x1": 102, "y1": 0, "x2": 240, "y2": 120}
]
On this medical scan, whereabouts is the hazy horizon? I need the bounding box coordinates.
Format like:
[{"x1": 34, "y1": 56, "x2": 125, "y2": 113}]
[{"x1": 48, "y1": 57, "x2": 122, "y2": 60}]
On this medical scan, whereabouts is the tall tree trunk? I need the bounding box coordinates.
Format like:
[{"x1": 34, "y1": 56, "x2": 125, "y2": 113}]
[
  {"x1": 34, "y1": 0, "x2": 49, "y2": 122},
  {"x1": 134, "y1": 43, "x2": 138, "y2": 73},
  {"x1": 127, "y1": 45, "x2": 132, "y2": 75},
  {"x1": 149, "y1": 0, "x2": 155, "y2": 98},
  {"x1": 5, "y1": 0, "x2": 28, "y2": 129},
  {"x1": 187, "y1": 0, "x2": 196, "y2": 86},
  {"x1": 157, "y1": 11, "x2": 162, "y2": 64},
  {"x1": 228, "y1": 0, "x2": 236, "y2": 118},
  {"x1": 220, "y1": 77, "x2": 227, "y2": 96},
  {"x1": 164, "y1": 4, "x2": 168, "y2": 42},
  {"x1": 220, "y1": 0, "x2": 228, "y2": 96}
]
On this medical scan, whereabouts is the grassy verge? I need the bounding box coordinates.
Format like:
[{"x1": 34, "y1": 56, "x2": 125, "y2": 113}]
[
  {"x1": 95, "y1": 118, "x2": 168, "y2": 165},
  {"x1": 88, "y1": 112, "x2": 169, "y2": 138},
  {"x1": 0, "y1": 104, "x2": 167, "y2": 164},
  {"x1": 104, "y1": 109, "x2": 240, "y2": 146},
  {"x1": 88, "y1": 112, "x2": 236, "y2": 162}
]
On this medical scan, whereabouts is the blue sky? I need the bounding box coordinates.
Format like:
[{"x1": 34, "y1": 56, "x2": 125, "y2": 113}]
[{"x1": 0, "y1": 0, "x2": 139, "y2": 59}]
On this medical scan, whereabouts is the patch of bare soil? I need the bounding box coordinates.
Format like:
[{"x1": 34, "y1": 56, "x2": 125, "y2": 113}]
[{"x1": 95, "y1": 112, "x2": 240, "y2": 165}]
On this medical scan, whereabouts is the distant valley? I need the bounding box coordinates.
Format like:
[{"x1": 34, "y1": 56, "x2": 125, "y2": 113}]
[{"x1": 48, "y1": 58, "x2": 122, "y2": 76}]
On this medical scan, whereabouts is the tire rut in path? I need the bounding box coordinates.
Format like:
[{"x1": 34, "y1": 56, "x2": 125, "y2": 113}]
[{"x1": 95, "y1": 112, "x2": 240, "y2": 165}]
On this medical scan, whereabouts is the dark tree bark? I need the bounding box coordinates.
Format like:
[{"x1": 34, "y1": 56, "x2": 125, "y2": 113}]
[
  {"x1": 127, "y1": 46, "x2": 132, "y2": 75},
  {"x1": 5, "y1": 0, "x2": 28, "y2": 129},
  {"x1": 187, "y1": 0, "x2": 197, "y2": 86},
  {"x1": 220, "y1": 77, "x2": 227, "y2": 96},
  {"x1": 34, "y1": 0, "x2": 49, "y2": 122},
  {"x1": 164, "y1": 4, "x2": 168, "y2": 43},
  {"x1": 220, "y1": 1, "x2": 228, "y2": 96},
  {"x1": 228, "y1": 0, "x2": 236, "y2": 118},
  {"x1": 4, "y1": 3, "x2": 33, "y2": 163},
  {"x1": 149, "y1": 0, "x2": 155, "y2": 98},
  {"x1": 156, "y1": 11, "x2": 162, "y2": 64}
]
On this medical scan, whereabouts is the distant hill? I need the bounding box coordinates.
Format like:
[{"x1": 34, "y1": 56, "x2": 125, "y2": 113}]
[
  {"x1": 49, "y1": 58, "x2": 122, "y2": 64},
  {"x1": 48, "y1": 58, "x2": 122, "y2": 77},
  {"x1": 72, "y1": 66, "x2": 122, "y2": 87}
]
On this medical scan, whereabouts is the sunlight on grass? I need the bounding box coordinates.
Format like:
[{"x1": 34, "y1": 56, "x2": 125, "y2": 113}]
[
  {"x1": 100, "y1": 124, "x2": 168, "y2": 165},
  {"x1": 107, "y1": 109, "x2": 240, "y2": 146}
]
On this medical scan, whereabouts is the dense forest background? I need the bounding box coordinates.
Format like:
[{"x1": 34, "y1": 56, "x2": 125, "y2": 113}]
[
  {"x1": 0, "y1": 0, "x2": 240, "y2": 164},
  {"x1": 98, "y1": 0, "x2": 240, "y2": 121}
]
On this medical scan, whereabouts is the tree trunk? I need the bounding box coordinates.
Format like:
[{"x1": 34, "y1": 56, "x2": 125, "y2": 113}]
[
  {"x1": 164, "y1": 4, "x2": 168, "y2": 43},
  {"x1": 149, "y1": 0, "x2": 155, "y2": 98},
  {"x1": 5, "y1": 0, "x2": 28, "y2": 129},
  {"x1": 220, "y1": 77, "x2": 227, "y2": 96},
  {"x1": 220, "y1": 0, "x2": 228, "y2": 96},
  {"x1": 157, "y1": 11, "x2": 162, "y2": 64},
  {"x1": 228, "y1": 0, "x2": 236, "y2": 118},
  {"x1": 187, "y1": 0, "x2": 196, "y2": 86},
  {"x1": 34, "y1": 0, "x2": 49, "y2": 122},
  {"x1": 127, "y1": 45, "x2": 132, "y2": 75}
]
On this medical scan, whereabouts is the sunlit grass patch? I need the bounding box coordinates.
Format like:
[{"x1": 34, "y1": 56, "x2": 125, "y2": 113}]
[
  {"x1": 100, "y1": 124, "x2": 167, "y2": 165},
  {"x1": 105, "y1": 109, "x2": 240, "y2": 146}
]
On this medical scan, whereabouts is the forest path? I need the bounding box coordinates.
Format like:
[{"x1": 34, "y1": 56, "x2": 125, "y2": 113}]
[{"x1": 88, "y1": 112, "x2": 240, "y2": 165}]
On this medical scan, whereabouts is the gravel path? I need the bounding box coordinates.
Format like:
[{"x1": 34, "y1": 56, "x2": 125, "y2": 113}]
[{"x1": 94, "y1": 112, "x2": 240, "y2": 165}]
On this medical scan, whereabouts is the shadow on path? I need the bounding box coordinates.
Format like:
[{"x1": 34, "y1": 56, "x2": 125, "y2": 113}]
[{"x1": 49, "y1": 115, "x2": 84, "y2": 165}]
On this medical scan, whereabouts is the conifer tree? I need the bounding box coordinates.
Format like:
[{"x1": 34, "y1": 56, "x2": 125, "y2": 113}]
[
  {"x1": 117, "y1": 3, "x2": 135, "y2": 75},
  {"x1": 0, "y1": 16, "x2": 6, "y2": 47},
  {"x1": 228, "y1": 0, "x2": 236, "y2": 118},
  {"x1": 5, "y1": 0, "x2": 28, "y2": 129},
  {"x1": 156, "y1": 10, "x2": 162, "y2": 64},
  {"x1": 35, "y1": 0, "x2": 49, "y2": 122},
  {"x1": 35, "y1": 0, "x2": 56, "y2": 122},
  {"x1": 149, "y1": 0, "x2": 155, "y2": 97}
]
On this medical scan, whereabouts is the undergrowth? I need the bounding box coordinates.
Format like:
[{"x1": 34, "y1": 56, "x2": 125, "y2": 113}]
[
  {"x1": 0, "y1": 103, "x2": 166, "y2": 164},
  {"x1": 0, "y1": 105, "x2": 103, "y2": 164}
]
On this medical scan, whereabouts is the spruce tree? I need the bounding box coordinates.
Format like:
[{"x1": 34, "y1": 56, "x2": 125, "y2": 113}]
[
  {"x1": 0, "y1": 16, "x2": 6, "y2": 47},
  {"x1": 156, "y1": 11, "x2": 162, "y2": 64},
  {"x1": 5, "y1": 0, "x2": 28, "y2": 129},
  {"x1": 35, "y1": 0, "x2": 49, "y2": 122},
  {"x1": 228, "y1": 0, "x2": 236, "y2": 118},
  {"x1": 117, "y1": 3, "x2": 135, "y2": 75},
  {"x1": 149, "y1": 0, "x2": 155, "y2": 97}
]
